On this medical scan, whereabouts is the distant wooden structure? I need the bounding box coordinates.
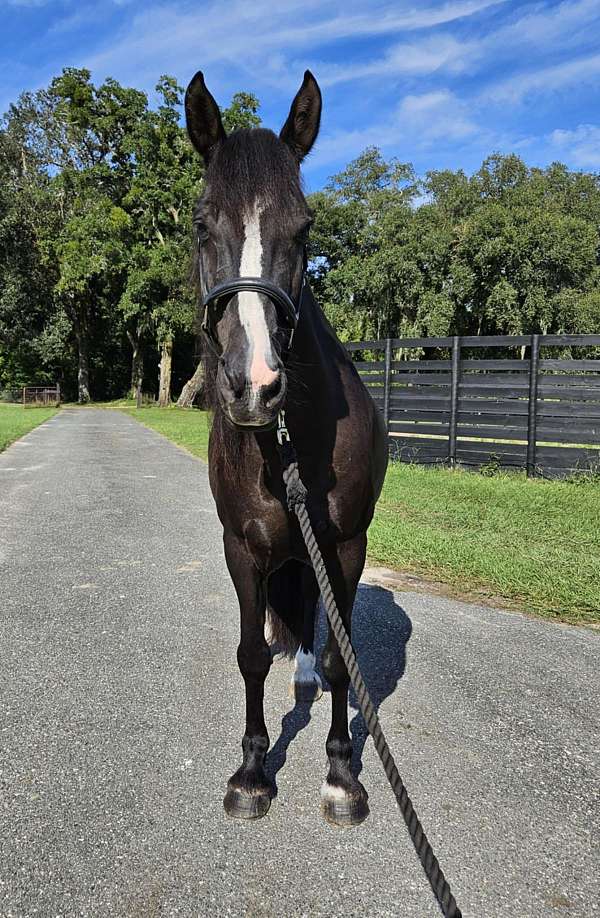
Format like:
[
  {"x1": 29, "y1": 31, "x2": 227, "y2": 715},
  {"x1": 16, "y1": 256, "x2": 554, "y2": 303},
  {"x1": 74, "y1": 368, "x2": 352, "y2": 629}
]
[{"x1": 21, "y1": 385, "x2": 61, "y2": 407}]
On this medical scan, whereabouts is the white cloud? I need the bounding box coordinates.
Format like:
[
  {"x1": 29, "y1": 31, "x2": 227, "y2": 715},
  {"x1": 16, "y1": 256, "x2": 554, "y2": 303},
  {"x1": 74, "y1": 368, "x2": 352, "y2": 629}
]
[
  {"x1": 308, "y1": 88, "x2": 478, "y2": 167},
  {"x1": 47, "y1": 5, "x2": 107, "y2": 36},
  {"x1": 304, "y1": 0, "x2": 600, "y2": 100},
  {"x1": 237, "y1": 0, "x2": 600, "y2": 98},
  {"x1": 484, "y1": 53, "x2": 600, "y2": 104},
  {"x1": 5, "y1": 0, "x2": 600, "y2": 184},
  {"x1": 313, "y1": 35, "x2": 476, "y2": 87},
  {"x1": 398, "y1": 89, "x2": 477, "y2": 139},
  {"x1": 494, "y1": 0, "x2": 600, "y2": 48},
  {"x1": 272, "y1": 0, "x2": 507, "y2": 44},
  {"x1": 475, "y1": 0, "x2": 600, "y2": 105},
  {"x1": 83, "y1": 0, "x2": 326, "y2": 92},
  {"x1": 549, "y1": 124, "x2": 600, "y2": 169},
  {"x1": 81, "y1": 0, "x2": 506, "y2": 96}
]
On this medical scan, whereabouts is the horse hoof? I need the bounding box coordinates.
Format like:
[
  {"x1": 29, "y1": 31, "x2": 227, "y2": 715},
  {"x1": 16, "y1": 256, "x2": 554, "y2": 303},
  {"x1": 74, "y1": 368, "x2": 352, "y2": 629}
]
[
  {"x1": 320, "y1": 783, "x2": 370, "y2": 828},
  {"x1": 289, "y1": 677, "x2": 323, "y2": 703},
  {"x1": 223, "y1": 787, "x2": 272, "y2": 820}
]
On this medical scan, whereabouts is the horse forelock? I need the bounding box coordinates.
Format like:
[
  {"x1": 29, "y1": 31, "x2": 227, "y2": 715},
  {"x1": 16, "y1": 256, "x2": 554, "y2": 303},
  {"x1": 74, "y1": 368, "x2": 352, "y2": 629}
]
[{"x1": 205, "y1": 128, "x2": 303, "y2": 220}]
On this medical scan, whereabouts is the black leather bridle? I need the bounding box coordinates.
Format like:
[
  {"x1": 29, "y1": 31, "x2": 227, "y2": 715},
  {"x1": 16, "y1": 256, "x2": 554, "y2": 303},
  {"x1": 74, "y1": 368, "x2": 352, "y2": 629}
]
[{"x1": 200, "y1": 256, "x2": 307, "y2": 359}]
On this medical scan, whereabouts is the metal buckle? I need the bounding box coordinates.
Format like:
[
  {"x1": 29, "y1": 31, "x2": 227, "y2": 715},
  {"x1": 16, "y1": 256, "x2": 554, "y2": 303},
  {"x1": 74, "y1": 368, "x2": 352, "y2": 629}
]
[{"x1": 276, "y1": 410, "x2": 290, "y2": 445}]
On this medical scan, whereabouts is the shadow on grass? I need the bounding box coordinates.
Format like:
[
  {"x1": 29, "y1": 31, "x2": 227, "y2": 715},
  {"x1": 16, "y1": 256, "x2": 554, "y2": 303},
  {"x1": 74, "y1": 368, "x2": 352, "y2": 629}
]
[{"x1": 265, "y1": 583, "x2": 412, "y2": 790}]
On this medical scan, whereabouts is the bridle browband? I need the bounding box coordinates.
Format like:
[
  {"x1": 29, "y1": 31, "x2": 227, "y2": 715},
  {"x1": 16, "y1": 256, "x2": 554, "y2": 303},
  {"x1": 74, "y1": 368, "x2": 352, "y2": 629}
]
[{"x1": 200, "y1": 257, "x2": 307, "y2": 359}]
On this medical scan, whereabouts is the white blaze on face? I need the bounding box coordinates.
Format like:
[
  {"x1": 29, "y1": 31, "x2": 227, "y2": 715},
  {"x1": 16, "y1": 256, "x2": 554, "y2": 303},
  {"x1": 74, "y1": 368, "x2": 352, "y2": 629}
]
[{"x1": 238, "y1": 201, "x2": 277, "y2": 393}]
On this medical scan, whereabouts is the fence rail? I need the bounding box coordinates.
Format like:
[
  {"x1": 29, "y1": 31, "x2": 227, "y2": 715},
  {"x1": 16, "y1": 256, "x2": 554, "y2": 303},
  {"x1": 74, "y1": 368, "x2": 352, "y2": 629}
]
[
  {"x1": 23, "y1": 385, "x2": 61, "y2": 406},
  {"x1": 346, "y1": 334, "x2": 600, "y2": 478},
  {"x1": 1, "y1": 385, "x2": 62, "y2": 406}
]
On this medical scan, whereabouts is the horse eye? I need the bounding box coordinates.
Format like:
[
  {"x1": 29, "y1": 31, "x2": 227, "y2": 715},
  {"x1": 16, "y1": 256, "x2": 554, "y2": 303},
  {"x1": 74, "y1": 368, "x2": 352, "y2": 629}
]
[{"x1": 196, "y1": 223, "x2": 210, "y2": 246}]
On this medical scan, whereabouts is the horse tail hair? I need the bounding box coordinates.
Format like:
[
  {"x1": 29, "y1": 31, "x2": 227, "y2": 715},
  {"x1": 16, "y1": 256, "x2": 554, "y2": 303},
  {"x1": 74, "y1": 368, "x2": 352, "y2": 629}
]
[{"x1": 266, "y1": 560, "x2": 313, "y2": 658}]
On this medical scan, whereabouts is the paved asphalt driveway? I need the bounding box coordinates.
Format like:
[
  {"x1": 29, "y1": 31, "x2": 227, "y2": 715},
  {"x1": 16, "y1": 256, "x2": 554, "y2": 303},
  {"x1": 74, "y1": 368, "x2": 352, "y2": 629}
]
[{"x1": 0, "y1": 408, "x2": 598, "y2": 918}]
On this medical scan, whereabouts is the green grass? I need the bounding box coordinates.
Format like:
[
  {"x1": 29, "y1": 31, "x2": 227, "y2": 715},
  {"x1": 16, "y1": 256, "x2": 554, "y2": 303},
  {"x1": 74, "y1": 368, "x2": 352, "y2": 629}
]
[
  {"x1": 104, "y1": 402, "x2": 599, "y2": 626},
  {"x1": 0, "y1": 403, "x2": 58, "y2": 452},
  {"x1": 370, "y1": 463, "x2": 600, "y2": 626},
  {"x1": 115, "y1": 403, "x2": 210, "y2": 460}
]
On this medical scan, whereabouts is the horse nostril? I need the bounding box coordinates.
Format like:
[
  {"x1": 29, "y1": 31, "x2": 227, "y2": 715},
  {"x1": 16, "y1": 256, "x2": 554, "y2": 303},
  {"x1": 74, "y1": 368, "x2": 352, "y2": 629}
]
[
  {"x1": 263, "y1": 372, "x2": 284, "y2": 407},
  {"x1": 221, "y1": 359, "x2": 246, "y2": 400}
]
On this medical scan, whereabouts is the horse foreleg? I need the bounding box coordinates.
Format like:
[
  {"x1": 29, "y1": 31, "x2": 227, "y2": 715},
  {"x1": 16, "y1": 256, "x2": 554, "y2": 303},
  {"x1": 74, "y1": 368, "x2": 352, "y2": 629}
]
[
  {"x1": 223, "y1": 531, "x2": 273, "y2": 819},
  {"x1": 320, "y1": 532, "x2": 369, "y2": 827}
]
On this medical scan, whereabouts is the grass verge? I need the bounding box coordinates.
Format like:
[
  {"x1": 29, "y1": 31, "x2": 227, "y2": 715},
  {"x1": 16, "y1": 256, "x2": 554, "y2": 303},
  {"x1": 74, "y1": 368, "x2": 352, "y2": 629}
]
[
  {"x1": 0, "y1": 403, "x2": 58, "y2": 452},
  {"x1": 115, "y1": 403, "x2": 210, "y2": 460},
  {"x1": 369, "y1": 463, "x2": 599, "y2": 627},
  {"x1": 107, "y1": 402, "x2": 599, "y2": 626}
]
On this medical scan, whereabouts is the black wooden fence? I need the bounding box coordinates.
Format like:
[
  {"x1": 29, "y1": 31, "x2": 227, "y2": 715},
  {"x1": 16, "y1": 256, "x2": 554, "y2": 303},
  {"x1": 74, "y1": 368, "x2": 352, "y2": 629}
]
[{"x1": 346, "y1": 334, "x2": 600, "y2": 478}]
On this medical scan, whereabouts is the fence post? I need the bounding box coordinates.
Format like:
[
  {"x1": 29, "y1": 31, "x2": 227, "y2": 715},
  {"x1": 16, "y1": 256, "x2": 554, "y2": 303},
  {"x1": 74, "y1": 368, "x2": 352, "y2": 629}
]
[
  {"x1": 526, "y1": 333, "x2": 540, "y2": 477},
  {"x1": 448, "y1": 335, "x2": 460, "y2": 466},
  {"x1": 383, "y1": 337, "x2": 392, "y2": 432},
  {"x1": 56, "y1": 383, "x2": 61, "y2": 405}
]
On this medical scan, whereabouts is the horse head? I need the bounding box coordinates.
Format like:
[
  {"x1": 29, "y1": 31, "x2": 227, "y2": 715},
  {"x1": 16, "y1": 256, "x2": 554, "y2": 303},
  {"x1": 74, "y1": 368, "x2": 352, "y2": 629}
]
[{"x1": 186, "y1": 70, "x2": 321, "y2": 429}]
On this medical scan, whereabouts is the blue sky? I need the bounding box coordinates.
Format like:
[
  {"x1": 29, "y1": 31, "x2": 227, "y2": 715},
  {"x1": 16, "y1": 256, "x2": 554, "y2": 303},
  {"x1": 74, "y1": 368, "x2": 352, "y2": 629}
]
[{"x1": 2, "y1": 0, "x2": 600, "y2": 190}]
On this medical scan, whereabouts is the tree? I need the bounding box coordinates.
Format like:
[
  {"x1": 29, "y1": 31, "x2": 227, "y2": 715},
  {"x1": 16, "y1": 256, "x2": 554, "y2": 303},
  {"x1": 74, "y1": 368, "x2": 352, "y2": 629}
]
[
  {"x1": 309, "y1": 147, "x2": 419, "y2": 340},
  {"x1": 4, "y1": 68, "x2": 148, "y2": 400},
  {"x1": 119, "y1": 76, "x2": 200, "y2": 405},
  {"x1": 0, "y1": 131, "x2": 60, "y2": 390},
  {"x1": 311, "y1": 148, "x2": 600, "y2": 346},
  {"x1": 55, "y1": 196, "x2": 130, "y2": 401},
  {"x1": 2, "y1": 70, "x2": 264, "y2": 403},
  {"x1": 432, "y1": 156, "x2": 600, "y2": 338}
]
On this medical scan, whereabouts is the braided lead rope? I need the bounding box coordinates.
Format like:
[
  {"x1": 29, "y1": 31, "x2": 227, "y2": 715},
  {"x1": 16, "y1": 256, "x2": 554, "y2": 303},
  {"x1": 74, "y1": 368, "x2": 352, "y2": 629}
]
[{"x1": 281, "y1": 451, "x2": 463, "y2": 918}]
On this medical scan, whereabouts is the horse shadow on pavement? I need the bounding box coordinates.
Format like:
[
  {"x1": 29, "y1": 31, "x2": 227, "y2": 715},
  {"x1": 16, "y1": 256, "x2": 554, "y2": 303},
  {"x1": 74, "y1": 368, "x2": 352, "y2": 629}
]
[{"x1": 265, "y1": 583, "x2": 412, "y2": 790}]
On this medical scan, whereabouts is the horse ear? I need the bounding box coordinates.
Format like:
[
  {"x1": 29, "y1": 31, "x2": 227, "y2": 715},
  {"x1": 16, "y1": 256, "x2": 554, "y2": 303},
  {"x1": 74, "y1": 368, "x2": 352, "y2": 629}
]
[
  {"x1": 280, "y1": 70, "x2": 322, "y2": 162},
  {"x1": 185, "y1": 71, "x2": 226, "y2": 164}
]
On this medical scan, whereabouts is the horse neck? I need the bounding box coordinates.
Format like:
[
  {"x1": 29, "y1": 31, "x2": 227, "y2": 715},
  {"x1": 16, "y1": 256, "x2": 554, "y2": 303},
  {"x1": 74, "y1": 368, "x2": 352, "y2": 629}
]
[{"x1": 288, "y1": 289, "x2": 342, "y2": 402}]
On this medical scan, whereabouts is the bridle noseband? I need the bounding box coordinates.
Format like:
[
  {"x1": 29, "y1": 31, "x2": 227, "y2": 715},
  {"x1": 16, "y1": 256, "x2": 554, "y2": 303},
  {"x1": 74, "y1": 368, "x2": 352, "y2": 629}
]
[{"x1": 200, "y1": 257, "x2": 307, "y2": 359}]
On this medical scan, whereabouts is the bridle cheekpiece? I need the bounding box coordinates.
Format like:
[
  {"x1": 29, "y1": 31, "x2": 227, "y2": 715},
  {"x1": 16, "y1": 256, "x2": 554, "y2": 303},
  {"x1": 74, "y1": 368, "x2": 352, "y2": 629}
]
[{"x1": 200, "y1": 257, "x2": 307, "y2": 359}]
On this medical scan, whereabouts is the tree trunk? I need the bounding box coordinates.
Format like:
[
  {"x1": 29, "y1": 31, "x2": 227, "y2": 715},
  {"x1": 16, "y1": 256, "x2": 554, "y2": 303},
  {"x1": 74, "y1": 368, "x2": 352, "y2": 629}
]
[
  {"x1": 76, "y1": 329, "x2": 91, "y2": 404},
  {"x1": 68, "y1": 296, "x2": 91, "y2": 404},
  {"x1": 176, "y1": 359, "x2": 204, "y2": 408},
  {"x1": 127, "y1": 330, "x2": 144, "y2": 399},
  {"x1": 158, "y1": 338, "x2": 173, "y2": 407}
]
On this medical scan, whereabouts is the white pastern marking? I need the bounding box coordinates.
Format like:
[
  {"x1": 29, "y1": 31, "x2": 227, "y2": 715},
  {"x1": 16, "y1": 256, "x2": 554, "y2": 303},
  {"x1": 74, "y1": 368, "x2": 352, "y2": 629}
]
[
  {"x1": 292, "y1": 648, "x2": 323, "y2": 687},
  {"x1": 264, "y1": 617, "x2": 275, "y2": 645},
  {"x1": 239, "y1": 202, "x2": 277, "y2": 392},
  {"x1": 321, "y1": 782, "x2": 349, "y2": 801}
]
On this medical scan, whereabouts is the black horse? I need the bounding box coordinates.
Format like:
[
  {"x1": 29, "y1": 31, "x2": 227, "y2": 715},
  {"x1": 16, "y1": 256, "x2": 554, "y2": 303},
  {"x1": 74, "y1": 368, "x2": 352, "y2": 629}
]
[{"x1": 185, "y1": 70, "x2": 388, "y2": 826}]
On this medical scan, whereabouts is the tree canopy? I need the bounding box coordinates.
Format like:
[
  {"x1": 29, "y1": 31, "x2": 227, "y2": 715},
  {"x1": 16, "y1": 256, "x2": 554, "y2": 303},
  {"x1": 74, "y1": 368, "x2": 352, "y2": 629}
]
[
  {"x1": 309, "y1": 149, "x2": 600, "y2": 343},
  {"x1": 0, "y1": 69, "x2": 259, "y2": 401},
  {"x1": 1, "y1": 70, "x2": 599, "y2": 402}
]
